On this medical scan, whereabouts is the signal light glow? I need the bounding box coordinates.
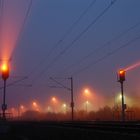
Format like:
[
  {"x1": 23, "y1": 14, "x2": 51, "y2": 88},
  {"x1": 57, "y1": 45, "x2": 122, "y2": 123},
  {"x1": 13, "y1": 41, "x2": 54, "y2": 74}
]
[
  {"x1": 125, "y1": 61, "x2": 140, "y2": 72},
  {"x1": 1, "y1": 63, "x2": 9, "y2": 72},
  {"x1": 119, "y1": 70, "x2": 125, "y2": 75}
]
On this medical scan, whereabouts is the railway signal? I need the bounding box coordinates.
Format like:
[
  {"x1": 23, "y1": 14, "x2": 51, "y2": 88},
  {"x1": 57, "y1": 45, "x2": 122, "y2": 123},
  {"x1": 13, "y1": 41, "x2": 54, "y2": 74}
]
[
  {"x1": 1, "y1": 63, "x2": 9, "y2": 120},
  {"x1": 118, "y1": 70, "x2": 125, "y2": 82},
  {"x1": 117, "y1": 69, "x2": 126, "y2": 121}
]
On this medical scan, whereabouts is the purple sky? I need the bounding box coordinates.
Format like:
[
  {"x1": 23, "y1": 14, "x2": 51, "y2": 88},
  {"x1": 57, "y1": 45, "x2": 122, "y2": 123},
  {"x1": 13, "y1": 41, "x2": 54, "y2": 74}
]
[{"x1": 0, "y1": 0, "x2": 140, "y2": 111}]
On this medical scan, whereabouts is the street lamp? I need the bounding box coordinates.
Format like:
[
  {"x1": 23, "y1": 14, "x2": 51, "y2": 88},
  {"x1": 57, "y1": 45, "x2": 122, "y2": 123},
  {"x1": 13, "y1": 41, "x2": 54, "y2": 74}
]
[
  {"x1": 83, "y1": 88, "x2": 91, "y2": 98},
  {"x1": 85, "y1": 101, "x2": 89, "y2": 113},
  {"x1": 83, "y1": 88, "x2": 90, "y2": 112},
  {"x1": 18, "y1": 105, "x2": 25, "y2": 118},
  {"x1": 32, "y1": 101, "x2": 40, "y2": 111},
  {"x1": 32, "y1": 101, "x2": 38, "y2": 108},
  {"x1": 46, "y1": 106, "x2": 51, "y2": 112},
  {"x1": 62, "y1": 103, "x2": 67, "y2": 113},
  {"x1": 51, "y1": 97, "x2": 57, "y2": 113},
  {"x1": 52, "y1": 97, "x2": 56, "y2": 103},
  {"x1": 20, "y1": 105, "x2": 25, "y2": 115},
  {"x1": 84, "y1": 89, "x2": 89, "y2": 94},
  {"x1": 1, "y1": 63, "x2": 9, "y2": 120}
]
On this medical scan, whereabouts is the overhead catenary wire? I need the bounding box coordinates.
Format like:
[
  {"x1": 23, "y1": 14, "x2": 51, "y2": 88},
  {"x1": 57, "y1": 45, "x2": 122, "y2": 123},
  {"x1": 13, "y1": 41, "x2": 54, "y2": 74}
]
[
  {"x1": 0, "y1": 0, "x2": 32, "y2": 90},
  {"x1": 36, "y1": 0, "x2": 117, "y2": 79},
  {"x1": 58, "y1": 20, "x2": 140, "y2": 75},
  {"x1": 0, "y1": 76, "x2": 28, "y2": 90},
  {"x1": 72, "y1": 35, "x2": 140, "y2": 76},
  {"x1": 0, "y1": 0, "x2": 4, "y2": 19},
  {"x1": 50, "y1": 77, "x2": 71, "y2": 91},
  {"x1": 60, "y1": 0, "x2": 96, "y2": 41},
  {"x1": 0, "y1": 0, "x2": 4, "y2": 60},
  {"x1": 0, "y1": 0, "x2": 4, "y2": 20},
  {"x1": 9, "y1": 0, "x2": 33, "y2": 62},
  {"x1": 26, "y1": 0, "x2": 97, "y2": 77}
]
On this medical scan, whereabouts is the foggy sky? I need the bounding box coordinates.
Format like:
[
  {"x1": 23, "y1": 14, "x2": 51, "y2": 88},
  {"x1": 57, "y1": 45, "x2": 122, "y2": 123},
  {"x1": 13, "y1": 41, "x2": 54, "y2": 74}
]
[{"x1": 0, "y1": 0, "x2": 140, "y2": 111}]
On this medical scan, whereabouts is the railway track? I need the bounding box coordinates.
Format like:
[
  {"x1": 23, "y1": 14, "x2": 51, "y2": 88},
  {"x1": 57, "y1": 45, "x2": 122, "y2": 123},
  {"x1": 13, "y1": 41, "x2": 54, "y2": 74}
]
[{"x1": 0, "y1": 121, "x2": 140, "y2": 139}]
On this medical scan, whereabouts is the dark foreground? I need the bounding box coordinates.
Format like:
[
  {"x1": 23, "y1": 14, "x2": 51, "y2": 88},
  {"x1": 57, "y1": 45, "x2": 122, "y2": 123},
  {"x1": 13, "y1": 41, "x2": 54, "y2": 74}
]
[{"x1": 0, "y1": 121, "x2": 140, "y2": 140}]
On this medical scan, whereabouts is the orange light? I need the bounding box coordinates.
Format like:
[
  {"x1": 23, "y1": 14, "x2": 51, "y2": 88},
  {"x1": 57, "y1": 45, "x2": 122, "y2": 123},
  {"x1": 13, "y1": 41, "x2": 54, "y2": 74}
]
[
  {"x1": 20, "y1": 105, "x2": 24, "y2": 110},
  {"x1": 63, "y1": 103, "x2": 66, "y2": 108},
  {"x1": 52, "y1": 97, "x2": 56, "y2": 102},
  {"x1": 84, "y1": 89, "x2": 89, "y2": 93},
  {"x1": 1, "y1": 63, "x2": 9, "y2": 72},
  {"x1": 83, "y1": 88, "x2": 90, "y2": 97},
  {"x1": 86, "y1": 101, "x2": 89, "y2": 104},
  {"x1": 118, "y1": 69, "x2": 125, "y2": 82},
  {"x1": 1, "y1": 63, "x2": 9, "y2": 80},
  {"x1": 119, "y1": 70, "x2": 125, "y2": 75},
  {"x1": 33, "y1": 102, "x2": 37, "y2": 107}
]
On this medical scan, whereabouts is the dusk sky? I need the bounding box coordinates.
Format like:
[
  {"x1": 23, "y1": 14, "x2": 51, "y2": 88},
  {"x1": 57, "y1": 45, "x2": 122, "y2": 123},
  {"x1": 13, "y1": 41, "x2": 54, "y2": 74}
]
[{"x1": 1, "y1": 0, "x2": 140, "y2": 112}]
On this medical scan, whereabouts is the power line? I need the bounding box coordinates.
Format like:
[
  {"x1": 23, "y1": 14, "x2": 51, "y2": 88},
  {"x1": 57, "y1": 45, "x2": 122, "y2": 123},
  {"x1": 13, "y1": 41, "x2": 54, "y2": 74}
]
[
  {"x1": 0, "y1": 0, "x2": 4, "y2": 51},
  {"x1": 26, "y1": 0, "x2": 97, "y2": 77},
  {"x1": 36, "y1": 0, "x2": 117, "y2": 79},
  {"x1": 0, "y1": 1, "x2": 32, "y2": 90},
  {"x1": 0, "y1": 0, "x2": 4, "y2": 20},
  {"x1": 0, "y1": 0, "x2": 4, "y2": 18},
  {"x1": 9, "y1": 0, "x2": 33, "y2": 62},
  {"x1": 55, "y1": 0, "x2": 117, "y2": 55},
  {"x1": 50, "y1": 77, "x2": 71, "y2": 91},
  {"x1": 60, "y1": 0, "x2": 96, "y2": 40},
  {"x1": 72, "y1": 35, "x2": 140, "y2": 76},
  {"x1": 58, "y1": 20, "x2": 140, "y2": 75},
  {"x1": 0, "y1": 76, "x2": 28, "y2": 90}
]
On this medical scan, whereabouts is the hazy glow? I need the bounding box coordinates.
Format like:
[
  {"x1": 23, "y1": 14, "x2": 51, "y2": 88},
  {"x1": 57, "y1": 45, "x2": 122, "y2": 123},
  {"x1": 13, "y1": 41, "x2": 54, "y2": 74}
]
[
  {"x1": 0, "y1": 1, "x2": 31, "y2": 62},
  {"x1": 119, "y1": 70, "x2": 125, "y2": 75},
  {"x1": 32, "y1": 101, "x2": 41, "y2": 112},
  {"x1": 46, "y1": 106, "x2": 52, "y2": 112},
  {"x1": 10, "y1": 107, "x2": 18, "y2": 117},
  {"x1": 119, "y1": 94, "x2": 122, "y2": 100},
  {"x1": 20, "y1": 105, "x2": 24, "y2": 110},
  {"x1": 86, "y1": 100, "x2": 89, "y2": 104},
  {"x1": 63, "y1": 103, "x2": 66, "y2": 108},
  {"x1": 115, "y1": 93, "x2": 125, "y2": 102},
  {"x1": 32, "y1": 102, "x2": 37, "y2": 107},
  {"x1": 125, "y1": 61, "x2": 140, "y2": 71},
  {"x1": 61, "y1": 103, "x2": 67, "y2": 113},
  {"x1": 84, "y1": 89, "x2": 89, "y2": 94},
  {"x1": 52, "y1": 97, "x2": 57, "y2": 102},
  {"x1": 83, "y1": 88, "x2": 91, "y2": 98},
  {"x1": 77, "y1": 87, "x2": 106, "y2": 111},
  {"x1": 113, "y1": 92, "x2": 136, "y2": 108},
  {"x1": 1, "y1": 63, "x2": 9, "y2": 72}
]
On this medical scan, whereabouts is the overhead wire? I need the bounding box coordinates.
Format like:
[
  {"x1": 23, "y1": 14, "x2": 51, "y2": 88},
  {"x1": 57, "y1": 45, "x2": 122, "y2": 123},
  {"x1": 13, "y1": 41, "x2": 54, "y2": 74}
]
[
  {"x1": 0, "y1": 76, "x2": 28, "y2": 90},
  {"x1": 36, "y1": 0, "x2": 117, "y2": 79},
  {"x1": 0, "y1": 0, "x2": 117, "y2": 89},
  {"x1": 0, "y1": 0, "x2": 4, "y2": 61},
  {"x1": 71, "y1": 35, "x2": 140, "y2": 76},
  {"x1": 9, "y1": 0, "x2": 33, "y2": 62},
  {"x1": 0, "y1": 0, "x2": 32, "y2": 90},
  {"x1": 0, "y1": 0, "x2": 4, "y2": 19},
  {"x1": 26, "y1": 0, "x2": 97, "y2": 77},
  {"x1": 0, "y1": 0, "x2": 4, "y2": 25},
  {"x1": 58, "y1": 20, "x2": 140, "y2": 75},
  {"x1": 60, "y1": 0, "x2": 96, "y2": 41}
]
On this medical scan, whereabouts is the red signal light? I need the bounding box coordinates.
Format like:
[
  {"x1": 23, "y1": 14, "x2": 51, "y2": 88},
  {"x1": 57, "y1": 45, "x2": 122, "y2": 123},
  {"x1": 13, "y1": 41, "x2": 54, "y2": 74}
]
[
  {"x1": 118, "y1": 70, "x2": 125, "y2": 82},
  {"x1": 1, "y1": 64, "x2": 9, "y2": 80}
]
